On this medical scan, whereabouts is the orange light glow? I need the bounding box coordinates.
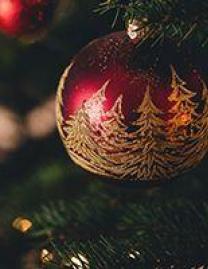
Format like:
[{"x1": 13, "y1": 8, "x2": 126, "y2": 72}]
[
  {"x1": 12, "y1": 217, "x2": 32, "y2": 233},
  {"x1": 178, "y1": 113, "x2": 191, "y2": 125}
]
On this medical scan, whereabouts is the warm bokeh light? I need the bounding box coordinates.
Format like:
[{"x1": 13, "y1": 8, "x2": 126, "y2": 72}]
[
  {"x1": 25, "y1": 96, "x2": 56, "y2": 139},
  {"x1": 0, "y1": 97, "x2": 57, "y2": 160},
  {"x1": 12, "y1": 217, "x2": 32, "y2": 233},
  {"x1": 21, "y1": 250, "x2": 39, "y2": 269},
  {"x1": 0, "y1": 0, "x2": 21, "y2": 34},
  {"x1": 0, "y1": 106, "x2": 23, "y2": 154},
  {"x1": 0, "y1": 0, "x2": 13, "y2": 14}
]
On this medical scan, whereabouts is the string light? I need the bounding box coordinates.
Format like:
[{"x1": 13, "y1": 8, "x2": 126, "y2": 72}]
[
  {"x1": 63, "y1": 253, "x2": 90, "y2": 269},
  {"x1": 12, "y1": 217, "x2": 32, "y2": 233},
  {"x1": 128, "y1": 249, "x2": 141, "y2": 260},
  {"x1": 40, "y1": 249, "x2": 54, "y2": 264}
]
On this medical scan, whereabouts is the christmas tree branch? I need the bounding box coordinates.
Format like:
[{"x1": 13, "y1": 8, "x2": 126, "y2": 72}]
[
  {"x1": 27, "y1": 178, "x2": 208, "y2": 268},
  {"x1": 97, "y1": 0, "x2": 208, "y2": 47}
]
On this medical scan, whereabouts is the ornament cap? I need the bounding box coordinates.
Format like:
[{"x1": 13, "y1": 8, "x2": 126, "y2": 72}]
[{"x1": 127, "y1": 18, "x2": 148, "y2": 43}]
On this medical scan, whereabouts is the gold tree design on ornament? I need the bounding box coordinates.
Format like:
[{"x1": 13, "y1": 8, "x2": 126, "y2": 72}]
[
  {"x1": 56, "y1": 63, "x2": 74, "y2": 140},
  {"x1": 63, "y1": 81, "x2": 116, "y2": 177},
  {"x1": 57, "y1": 66, "x2": 208, "y2": 181},
  {"x1": 181, "y1": 79, "x2": 208, "y2": 168},
  {"x1": 168, "y1": 66, "x2": 199, "y2": 141},
  {"x1": 121, "y1": 85, "x2": 169, "y2": 180},
  {"x1": 166, "y1": 67, "x2": 207, "y2": 174}
]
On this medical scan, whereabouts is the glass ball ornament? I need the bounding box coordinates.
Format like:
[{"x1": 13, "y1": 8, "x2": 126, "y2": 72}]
[
  {"x1": 0, "y1": 0, "x2": 72, "y2": 42},
  {"x1": 56, "y1": 31, "x2": 208, "y2": 182}
]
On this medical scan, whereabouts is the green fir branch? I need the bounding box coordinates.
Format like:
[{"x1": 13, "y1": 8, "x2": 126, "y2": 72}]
[
  {"x1": 97, "y1": 0, "x2": 208, "y2": 47},
  {"x1": 29, "y1": 190, "x2": 208, "y2": 268}
]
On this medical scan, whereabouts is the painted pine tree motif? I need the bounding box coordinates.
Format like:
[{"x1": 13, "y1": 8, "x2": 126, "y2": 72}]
[
  {"x1": 64, "y1": 81, "x2": 107, "y2": 151},
  {"x1": 120, "y1": 86, "x2": 169, "y2": 180},
  {"x1": 166, "y1": 67, "x2": 208, "y2": 175},
  {"x1": 64, "y1": 108, "x2": 105, "y2": 175},
  {"x1": 168, "y1": 66, "x2": 198, "y2": 142},
  {"x1": 181, "y1": 79, "x2": 208, "y2": 167},
  {"x1": 63, "y1": 81, "x2": 117, "y2": 177},
  {"x1": 81, "y1": 83, "x2": 136, "y2": 178},
  {"x1": 96, "y1": 96, "x2": 131, "y2": 158},
  {"x1": 59, "y1": 69, "x2": 207, "y2": 181},
  {"x1": 64, "y1": 109, "x2": 94, "y2": 156},
  {"x1": 166, "y1": 66, "x2": 198, "y2": 174},
  {"x1": 94, "y1": 94, "x2": 139, "y2": 178},
  {"x1": 81, "y1": 81, "x2": 134, "y2": 177}
]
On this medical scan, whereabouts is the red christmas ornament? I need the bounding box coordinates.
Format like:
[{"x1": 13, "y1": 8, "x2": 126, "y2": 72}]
[
  {"x1": 57, "y1": 31, "x2": 208, "y2": 182},
  {"x1": 0, "y1": 0, "x2": 65, "y2": 41}
]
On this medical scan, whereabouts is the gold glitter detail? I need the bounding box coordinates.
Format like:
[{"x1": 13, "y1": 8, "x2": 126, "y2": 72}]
[
  {"x1": 56, "y1": 63, "x2": 74, "y2": 140},
  {"x1": 57, "y1": 66, "x2": 208, "y2": 181}
]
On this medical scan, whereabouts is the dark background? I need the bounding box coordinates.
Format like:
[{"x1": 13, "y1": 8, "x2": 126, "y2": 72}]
[{"x1": 0, "y1": 0, "x2": 115, "y2": 266}]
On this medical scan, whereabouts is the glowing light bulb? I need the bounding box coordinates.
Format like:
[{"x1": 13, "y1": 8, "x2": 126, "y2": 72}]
[
  {"x1": 12, "y1": 217, "x2": 32, "y2": 233},
  {"x1": 71, "y1": 253, "x2": 89, "y2": 269},
  {"x1": 40, "y1": 249, "x2": 54, "y2": 264}
]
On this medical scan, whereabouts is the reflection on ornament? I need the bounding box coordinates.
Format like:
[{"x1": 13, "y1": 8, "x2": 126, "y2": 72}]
[
  {"x1": 57, "y1": 32, "x2": 208, "y2": 182},
  {"x1": 168, "y1": 66, "x2": 197, "y2": 130},
  {"x1": 12, "y1": 217, "x2": 32, "y2": 233},
  {"x1": 82, "y1": 81, "x2": 108, "y2": 125},
  {"x1": 178, "y1": 113, "x2": 191, "y2": 125}
]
